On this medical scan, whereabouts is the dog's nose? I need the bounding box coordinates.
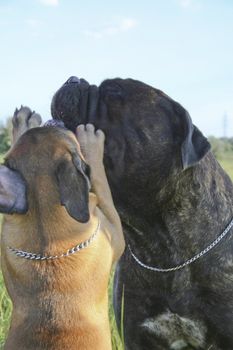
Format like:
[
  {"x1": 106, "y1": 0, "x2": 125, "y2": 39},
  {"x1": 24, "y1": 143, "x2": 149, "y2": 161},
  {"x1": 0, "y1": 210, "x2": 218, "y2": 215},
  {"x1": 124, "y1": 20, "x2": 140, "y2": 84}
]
[{"x1": 65, "y1": 76, "x2": 80, "y2": 84}]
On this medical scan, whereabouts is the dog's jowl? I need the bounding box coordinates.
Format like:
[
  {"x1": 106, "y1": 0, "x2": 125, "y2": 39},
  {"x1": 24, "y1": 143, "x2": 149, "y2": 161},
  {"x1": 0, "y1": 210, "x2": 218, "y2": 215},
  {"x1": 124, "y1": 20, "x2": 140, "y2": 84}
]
[
  {"x1": 51, "y1": 77, "x2": 233, "y2": 350},
  {"x1": 0, "y1": 107, "x2": 124, "y2": 350}
]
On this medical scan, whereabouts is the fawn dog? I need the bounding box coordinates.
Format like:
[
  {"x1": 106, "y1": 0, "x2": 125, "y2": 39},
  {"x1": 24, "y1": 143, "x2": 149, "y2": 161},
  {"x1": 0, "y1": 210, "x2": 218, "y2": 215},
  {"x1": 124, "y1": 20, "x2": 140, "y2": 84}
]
[{"x1": 0, "y1": 106, "x2": 124, "y2": 350}]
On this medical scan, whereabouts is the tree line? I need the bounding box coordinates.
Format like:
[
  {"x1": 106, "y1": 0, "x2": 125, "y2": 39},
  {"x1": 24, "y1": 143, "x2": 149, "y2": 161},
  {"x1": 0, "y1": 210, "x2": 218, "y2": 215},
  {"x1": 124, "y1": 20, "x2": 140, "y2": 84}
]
[
  {"x1": 208, "y1": 136, "x2": 233, "y2": 160},
  {"x1": 0, "y1": 118, "x2": 12, "y2": 153}
]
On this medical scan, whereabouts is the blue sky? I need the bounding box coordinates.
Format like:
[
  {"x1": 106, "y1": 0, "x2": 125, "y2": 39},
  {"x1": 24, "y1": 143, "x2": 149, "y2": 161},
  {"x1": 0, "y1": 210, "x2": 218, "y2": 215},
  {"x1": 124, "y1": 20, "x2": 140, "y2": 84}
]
[{"x1": 0, "y1": 0, "x2": 233, "y2": 136}]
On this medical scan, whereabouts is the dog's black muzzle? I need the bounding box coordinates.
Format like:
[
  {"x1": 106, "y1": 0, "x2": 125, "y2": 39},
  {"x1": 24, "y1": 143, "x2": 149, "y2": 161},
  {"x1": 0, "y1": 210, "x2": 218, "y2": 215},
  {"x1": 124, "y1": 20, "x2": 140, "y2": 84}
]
[{"x1": 51, "y1": 76, "x2": 99, "y2": 131}]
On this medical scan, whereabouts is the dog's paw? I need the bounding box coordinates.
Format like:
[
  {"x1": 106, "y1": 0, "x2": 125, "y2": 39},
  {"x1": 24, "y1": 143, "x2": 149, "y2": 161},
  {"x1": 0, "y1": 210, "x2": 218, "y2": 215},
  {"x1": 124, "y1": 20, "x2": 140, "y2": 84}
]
[
  {"x1": 76, "y1": 124, "x2": 105, "y2": 166},
  {"x1": 12, "y1": 106, "x2": 42, "y2": 144}
]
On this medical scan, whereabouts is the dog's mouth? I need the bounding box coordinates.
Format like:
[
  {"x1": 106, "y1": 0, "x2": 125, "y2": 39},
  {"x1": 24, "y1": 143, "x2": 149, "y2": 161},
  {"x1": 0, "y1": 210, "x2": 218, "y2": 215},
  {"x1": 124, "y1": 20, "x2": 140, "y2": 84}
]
[{"x1": 51, "y1": 76, "x2": 99, "y2": 132}]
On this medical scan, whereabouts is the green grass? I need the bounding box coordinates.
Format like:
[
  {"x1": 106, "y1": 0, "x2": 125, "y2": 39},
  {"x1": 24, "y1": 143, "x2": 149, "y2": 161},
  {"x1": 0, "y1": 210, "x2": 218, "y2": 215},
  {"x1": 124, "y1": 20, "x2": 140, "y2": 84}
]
[
  {"x1": 109, "y1": 274, "x2": 124, "y2": 350},
  {"x1": 0, "y1": 156, "x2": 232, "y2": 349},
  {"x1": 0, "y1": 273, "x2": 12, "y2": 349},
  {"x1": 218, "y1": 156, "x2": 233, "y2": 180}
]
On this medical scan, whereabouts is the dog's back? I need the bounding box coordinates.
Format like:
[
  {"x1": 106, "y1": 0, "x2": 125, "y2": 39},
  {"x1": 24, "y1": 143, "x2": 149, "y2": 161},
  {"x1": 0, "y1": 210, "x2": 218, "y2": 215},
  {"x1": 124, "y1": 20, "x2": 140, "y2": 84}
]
[{"x1": 1, "y1": 125, "x2": 122, "y2": 350}]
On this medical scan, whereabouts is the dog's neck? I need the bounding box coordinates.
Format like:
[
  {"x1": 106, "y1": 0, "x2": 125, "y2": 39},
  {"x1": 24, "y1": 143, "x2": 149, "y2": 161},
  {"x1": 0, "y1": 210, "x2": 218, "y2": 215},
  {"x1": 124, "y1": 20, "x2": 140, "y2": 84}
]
[
  {"x1": 123, "y1": 152, "x2": 233, "y2": 269},
  {"x1": 4, "y1": 191, "x2": 98, "y2": 256}
]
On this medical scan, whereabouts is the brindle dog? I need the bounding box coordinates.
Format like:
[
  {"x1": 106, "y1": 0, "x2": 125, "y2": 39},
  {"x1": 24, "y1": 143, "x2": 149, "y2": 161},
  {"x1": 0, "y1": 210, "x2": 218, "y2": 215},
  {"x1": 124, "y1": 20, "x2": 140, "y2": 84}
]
[
  {"x1": 51, "y1": 77, "x2": 233, "y2": 350},
  {"x1": 0, "y1": 106, "x2": 124, "y2": 350}
]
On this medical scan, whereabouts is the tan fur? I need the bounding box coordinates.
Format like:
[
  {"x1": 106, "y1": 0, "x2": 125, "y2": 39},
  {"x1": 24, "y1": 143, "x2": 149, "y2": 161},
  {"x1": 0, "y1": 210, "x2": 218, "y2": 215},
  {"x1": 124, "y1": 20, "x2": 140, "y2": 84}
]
[{"x1": 1, "y1": 111, "x2": 124, "y2": 350}]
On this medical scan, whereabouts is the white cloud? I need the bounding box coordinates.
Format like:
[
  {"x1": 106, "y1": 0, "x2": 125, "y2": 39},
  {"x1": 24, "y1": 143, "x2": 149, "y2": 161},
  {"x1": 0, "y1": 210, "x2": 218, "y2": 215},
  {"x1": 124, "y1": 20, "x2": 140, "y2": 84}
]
[
  {"x1": 178, "y1": 0, "x2": 192, "y2": 8},
  {"x1": 39, "y1": 0, "x2": 59, "y2": 6},
  {"x1": 177, "y1": 0, "x2": 202, "y2": 10},
  {"x1": 84, "y1": 17, "x2": 138, "y2": 39}
]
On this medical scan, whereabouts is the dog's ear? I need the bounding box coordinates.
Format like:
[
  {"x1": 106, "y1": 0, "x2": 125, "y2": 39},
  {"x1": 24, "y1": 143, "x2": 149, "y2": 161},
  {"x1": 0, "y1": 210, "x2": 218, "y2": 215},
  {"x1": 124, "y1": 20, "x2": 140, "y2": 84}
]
[
  {"x1": 56, "y1": 154, "x2": 90, "y2": 223},
  {"x1": 180, "y1": 111, "x2": 211, "y2": 169},
  {"x1": 0, "y1": 165, "x2": 28, "y2": 214}
]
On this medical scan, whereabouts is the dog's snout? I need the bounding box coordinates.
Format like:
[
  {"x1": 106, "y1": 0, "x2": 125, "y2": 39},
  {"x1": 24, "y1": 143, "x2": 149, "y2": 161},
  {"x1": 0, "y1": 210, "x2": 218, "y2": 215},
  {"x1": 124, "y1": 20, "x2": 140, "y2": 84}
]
[{"x1": 65, "y1": 76, "x2": 80, "y2": 85}]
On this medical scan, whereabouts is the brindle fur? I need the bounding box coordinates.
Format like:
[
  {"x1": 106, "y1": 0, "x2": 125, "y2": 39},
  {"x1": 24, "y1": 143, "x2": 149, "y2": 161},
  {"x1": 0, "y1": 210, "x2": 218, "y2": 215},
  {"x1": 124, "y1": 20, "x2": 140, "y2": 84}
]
[{"x1": 50, "y1": 77, "x2": 233, "y2": 350}]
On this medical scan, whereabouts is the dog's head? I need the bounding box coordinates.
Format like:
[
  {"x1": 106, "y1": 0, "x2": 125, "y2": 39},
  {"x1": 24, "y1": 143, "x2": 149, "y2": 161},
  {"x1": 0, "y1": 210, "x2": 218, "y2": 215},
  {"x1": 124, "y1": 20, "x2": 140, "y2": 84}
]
[
  {"x1": 51, "y1": 77, "x2": 210, "y2": 210},
  {"x1": 0, "y1": 126, "x2": 90, "y2": 223}
]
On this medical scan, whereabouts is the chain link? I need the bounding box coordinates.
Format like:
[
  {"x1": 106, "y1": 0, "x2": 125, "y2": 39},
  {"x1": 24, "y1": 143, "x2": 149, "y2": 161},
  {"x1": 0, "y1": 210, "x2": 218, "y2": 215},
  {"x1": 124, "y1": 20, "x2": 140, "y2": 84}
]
[
  {"x1": 128, "y1": 217, "x2": 233, "y2": 273},
  {"x1": 8, "y1": 220, "x2": 100, "y2": 261}
]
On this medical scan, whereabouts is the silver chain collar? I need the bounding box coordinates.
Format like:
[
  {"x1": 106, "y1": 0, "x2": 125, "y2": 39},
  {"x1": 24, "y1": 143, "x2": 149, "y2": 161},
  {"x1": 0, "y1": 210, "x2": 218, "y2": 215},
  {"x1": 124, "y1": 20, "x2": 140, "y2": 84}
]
[
  {"x1": 8, "y1": 220, "x2": 100, "y2": 261},
  {"x1": 128, "y1": 217, "x2": 233, "y2": 273}
]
